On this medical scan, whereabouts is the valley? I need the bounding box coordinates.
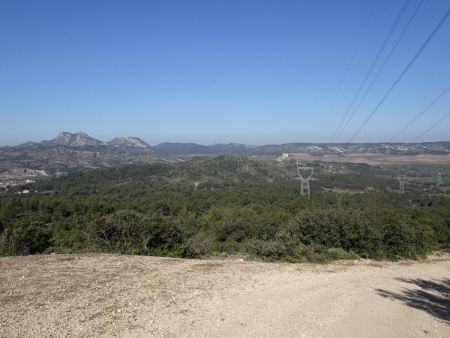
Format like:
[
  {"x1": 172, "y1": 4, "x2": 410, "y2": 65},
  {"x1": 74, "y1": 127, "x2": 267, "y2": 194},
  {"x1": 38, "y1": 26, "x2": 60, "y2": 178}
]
[{"x1": 1, "y1": 132, "x2": 450, "y2": 188}]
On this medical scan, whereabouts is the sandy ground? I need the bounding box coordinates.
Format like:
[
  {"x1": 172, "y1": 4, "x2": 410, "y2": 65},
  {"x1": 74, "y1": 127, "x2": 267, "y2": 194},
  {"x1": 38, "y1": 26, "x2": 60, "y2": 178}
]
[{"x1": 0, "y1": 254, "x2": 449, "y2": 338}]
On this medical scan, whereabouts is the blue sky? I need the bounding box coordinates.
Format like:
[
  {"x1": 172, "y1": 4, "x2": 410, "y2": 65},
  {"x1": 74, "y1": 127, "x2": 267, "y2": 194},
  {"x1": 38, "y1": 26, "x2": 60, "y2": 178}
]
[{"x1": 0, "y1": 0, "x2": 449, "y2": 146}]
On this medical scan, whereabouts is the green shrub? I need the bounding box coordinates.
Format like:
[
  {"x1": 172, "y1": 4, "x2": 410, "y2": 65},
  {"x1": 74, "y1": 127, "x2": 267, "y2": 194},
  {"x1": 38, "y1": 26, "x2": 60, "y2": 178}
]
[
  {"x1": 4, "y1": 216, "x2": 52, "y2": 255},
  {"x1": 1, "y1": 161, "x2": 449, "y2": 262},
  {"x1": 184, "y1": 231, "x2": 215, "y2": 258},
  {"x1": 286, "y1": 209, "x2": 436, "y2": 259},
  {"x1": 245, "y1": 239, "x2": 292, "y2": 261},
  {"x1": 87, "y1": 210, "x2": 182, "y2": 255}
]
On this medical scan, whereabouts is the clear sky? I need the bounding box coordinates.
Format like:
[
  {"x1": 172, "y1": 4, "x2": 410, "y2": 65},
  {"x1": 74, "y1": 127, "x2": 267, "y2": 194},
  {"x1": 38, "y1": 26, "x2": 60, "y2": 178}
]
[{"x1": 1, "y1": 0, "x2": 449, "y2": 146}]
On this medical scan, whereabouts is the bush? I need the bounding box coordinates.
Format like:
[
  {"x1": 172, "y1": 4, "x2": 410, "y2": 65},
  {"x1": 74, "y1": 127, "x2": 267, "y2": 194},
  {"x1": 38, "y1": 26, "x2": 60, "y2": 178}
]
[
  {"x1": 3, "y1": 216, "x2": 52, "y2": 255},
  {"x1": 87, "y1": 210, "x2": 142, "y2": 252},
  {"x1": 41, "y1": 217, "x2": 89, "y2": 251},
  {"x1": 245, "y1": 239, "x2": 292, "y2": 261},
  {"x1": 1, "y1": 164, "x2": 449, "y2": 262},
  {"x1": 88, "y1": 210, "x2": 182, "y2": 255},
  {"x1": 138, "y1": 215, "x2": 182, "y2": 252},
  {"x1": 286, "y1": 209, "x2": 437, "y2": 259},
  {"x1": 184, "y1": 231, "x2": 216, "y2": 258},
  {"x1": 380, "y1": 216, "x2": 433, "y2": 259},
  {"x1": 285, "y1": 245, "x2": 357, "y2": 263}
]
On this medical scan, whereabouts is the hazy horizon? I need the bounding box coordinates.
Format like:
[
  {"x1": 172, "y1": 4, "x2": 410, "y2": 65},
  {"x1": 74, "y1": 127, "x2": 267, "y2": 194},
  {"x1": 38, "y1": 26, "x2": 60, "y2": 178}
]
[
  {"x1": 2, "y1": 130, "x2": 450, "y2": 148},
  {"x1": 1, "y1": 0, "x2": 449, "y2": 146}
]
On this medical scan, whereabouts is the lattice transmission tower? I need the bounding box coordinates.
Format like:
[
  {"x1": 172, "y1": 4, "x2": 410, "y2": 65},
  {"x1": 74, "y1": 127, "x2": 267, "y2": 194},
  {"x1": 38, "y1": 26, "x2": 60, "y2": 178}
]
[
  {"x1": 336, "y1": 193, "x2": 343, "y2": 209},
  {"x1": 397, "y1": 174, "x2": 407, "y2": 194},
  {"x1": 437, "y1": 169, "x2": 443, "y2": 187},
  {"x1": 296, "y1": 160, "x2": 314, "y2": 199}
]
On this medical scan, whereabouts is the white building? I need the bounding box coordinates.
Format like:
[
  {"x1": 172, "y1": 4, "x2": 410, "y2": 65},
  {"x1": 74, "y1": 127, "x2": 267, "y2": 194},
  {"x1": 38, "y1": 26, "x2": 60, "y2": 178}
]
[{"x1": 277, "y1": 153, "x2": 289, "y2": 161}]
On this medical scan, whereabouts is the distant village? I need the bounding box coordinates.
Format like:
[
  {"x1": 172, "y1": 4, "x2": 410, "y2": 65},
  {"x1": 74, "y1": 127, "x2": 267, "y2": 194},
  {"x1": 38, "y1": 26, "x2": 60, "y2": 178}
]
[{"x1": 0, "y1": 168, "x2": 49, "y2": 193}]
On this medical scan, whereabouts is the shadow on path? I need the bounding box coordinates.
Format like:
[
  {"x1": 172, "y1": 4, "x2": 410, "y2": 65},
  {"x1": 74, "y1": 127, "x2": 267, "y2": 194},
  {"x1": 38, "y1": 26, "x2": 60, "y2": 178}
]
[{"x1": 376, "y1": 278, "x2": 450, "y2": 323}]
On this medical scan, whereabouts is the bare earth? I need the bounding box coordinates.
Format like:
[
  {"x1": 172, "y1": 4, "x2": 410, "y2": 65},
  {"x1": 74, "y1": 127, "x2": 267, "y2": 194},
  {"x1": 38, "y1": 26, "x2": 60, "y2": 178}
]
[
  {"x1": 1, "y1": 254, "x2": 449, "y2": 338},
  {"x1": 292, "y1": 153, "x2": 450, "y2": 165}
]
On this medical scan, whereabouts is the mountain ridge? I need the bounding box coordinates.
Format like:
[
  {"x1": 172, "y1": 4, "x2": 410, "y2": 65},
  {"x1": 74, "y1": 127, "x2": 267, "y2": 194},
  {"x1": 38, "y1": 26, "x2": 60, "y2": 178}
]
[
  {"x1": 1, "y1": 132, "x2": 450, "y2": 184},
  {"x1": 6, "y1": 132, "x2": 450, "y2": 156},
  {"x1": 42, "y1": 132, "x2": 103, "y2": 147},
  {"x1": 108, "y1": 136, "x2": 151, "y2": 148}
]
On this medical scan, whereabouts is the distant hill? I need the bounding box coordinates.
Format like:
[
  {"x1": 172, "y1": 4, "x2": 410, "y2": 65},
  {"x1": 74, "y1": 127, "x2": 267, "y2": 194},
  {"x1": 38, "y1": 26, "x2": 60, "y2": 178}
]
[
  {"x1": 32, "y1": 156, "x2": 296, "y2": 194},
  {"x1": 17, "y1": 132, "x2": 154, "y2": 151},
  {"x1": 206, "y1": 143, "x2": 258, "y2": 154},
  {"x1": 153, "y1": 142, "x2": 214, "y2": 155},
  {"x1": 41, "y1": 132, "x2": 104, "y2": 147},
  {"x1": 108, "y1": 136, "x2": 150, "y2": 148},
  {"x1": 1, "y1": 132, "x2": 450, "y2": 181},
  {"x1": 152, "y1": 141, "x2": 450, "y2": 156},
  {"x1": 9, "y1": 132, "x2": 450, "y2": 157},
  {"x1": 0, "y1": 132, "x2": 156, "y2": 174}
]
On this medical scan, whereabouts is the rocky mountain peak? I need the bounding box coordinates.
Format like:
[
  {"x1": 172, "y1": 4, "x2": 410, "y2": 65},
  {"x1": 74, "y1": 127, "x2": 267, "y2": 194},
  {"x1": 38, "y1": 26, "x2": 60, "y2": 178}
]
[
  {"x1": 108, "y1": 136, "x2": 150, "y2": 148},
  {"x1": 44, "y1": 132, "x2": 103, "y2": 146}
]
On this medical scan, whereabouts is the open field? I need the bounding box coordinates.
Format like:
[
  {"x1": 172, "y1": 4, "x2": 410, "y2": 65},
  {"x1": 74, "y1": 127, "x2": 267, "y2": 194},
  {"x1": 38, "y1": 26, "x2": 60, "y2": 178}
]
[
  {"x1": 1, "y1": 254, "x2": 449, "y2": 337},
  {"x1": 321, "y1": 187, "x2": 365, "y2": 194},
  {"x1": 292, "y1": 153, "x2": 450, "y2": 165}
]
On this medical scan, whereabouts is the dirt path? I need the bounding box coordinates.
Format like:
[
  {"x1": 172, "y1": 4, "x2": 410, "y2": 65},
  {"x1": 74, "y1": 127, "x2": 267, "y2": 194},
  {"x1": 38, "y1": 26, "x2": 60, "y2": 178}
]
[{"x1": 1, "y1": 254, "x2": 449, "y2": 337}]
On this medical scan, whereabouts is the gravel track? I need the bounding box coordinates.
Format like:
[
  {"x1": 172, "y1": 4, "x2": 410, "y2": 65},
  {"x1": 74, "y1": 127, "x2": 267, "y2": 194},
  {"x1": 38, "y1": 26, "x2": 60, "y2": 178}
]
[{"x1": 1, "y1": 254, "x2": 449, "y2": 337}]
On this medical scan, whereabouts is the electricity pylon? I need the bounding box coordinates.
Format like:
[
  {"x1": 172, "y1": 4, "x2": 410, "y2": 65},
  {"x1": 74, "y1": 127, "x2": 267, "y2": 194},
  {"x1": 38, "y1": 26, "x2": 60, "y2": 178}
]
[
  {"x1": 397, "y1": 174, "x2": 407, "y2": 194},
  {"x1": 437, "y1": 169, "x2": 443, "y2": 187},
  {"x1": 336, "y1": 192, "x2": 343, "y2": 208},
  {"x1": 296, "y1": 160, "x2": 314, "y2": 199}
]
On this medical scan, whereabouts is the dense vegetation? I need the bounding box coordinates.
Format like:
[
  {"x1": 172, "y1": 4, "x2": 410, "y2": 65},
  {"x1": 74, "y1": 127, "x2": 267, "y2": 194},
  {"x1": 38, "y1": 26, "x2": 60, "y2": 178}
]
[{"x1": 1, "y1": 156, "x2": 449, "y2": 262}]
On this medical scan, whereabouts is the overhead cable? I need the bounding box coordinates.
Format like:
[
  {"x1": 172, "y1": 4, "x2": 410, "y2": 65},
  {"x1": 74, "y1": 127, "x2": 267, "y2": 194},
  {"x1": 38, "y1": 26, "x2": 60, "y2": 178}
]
[
  {"x1": 339, "y1": 0, "x2": 424, "y2": 139},
  {"x1": 389, "y1": 84, "x2": 450, "y2": 141},
  {"x1": 330, "y1": 0, "x2": 410, "y2": 141},
  {"x1": 348, "y1": 7, "x2": 450, "y2": 142}
]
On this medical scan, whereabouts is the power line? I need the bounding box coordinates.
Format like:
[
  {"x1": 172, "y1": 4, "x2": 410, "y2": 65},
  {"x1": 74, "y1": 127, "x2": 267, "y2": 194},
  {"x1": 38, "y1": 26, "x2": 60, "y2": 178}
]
[
  {"x1": 389, "y1": 84, "x2": 450, "y2": 142},
  {"x1": 339, "y1": 0, "x2": 424, "y2": 139},
  {"x1": 348, "y1": 7, "x2": 450, "y2": 142},
  {"x1": 411, "y1": 111, "x2": 450, "y2": 142},
  {"x1": 330, "y1": 0, "x2": 410, "y2": 142}
]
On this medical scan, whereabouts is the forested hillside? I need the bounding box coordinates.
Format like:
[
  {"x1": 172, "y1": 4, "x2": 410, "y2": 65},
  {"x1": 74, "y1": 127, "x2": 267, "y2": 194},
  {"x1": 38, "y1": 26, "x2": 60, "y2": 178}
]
[{"x1": 1, "y1": 156, "x2": 449, "y2": 261}]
